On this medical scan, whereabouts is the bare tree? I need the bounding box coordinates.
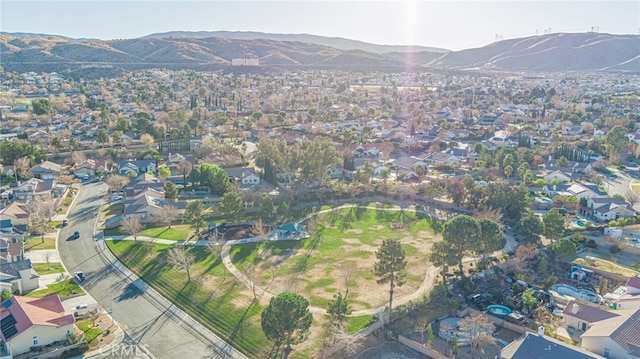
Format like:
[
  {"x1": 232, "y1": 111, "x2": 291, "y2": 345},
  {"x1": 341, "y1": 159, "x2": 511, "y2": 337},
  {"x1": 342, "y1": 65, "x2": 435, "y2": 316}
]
[
  {"x1": 167, "y1": 245, "x2": 195, "y2": 282},
  {"x1": 250, "y1": 218, "x2": 269, "y2": 238},
  {"x1": 27, "y1": 194, "x2": 57, "y2": 242},
  {"x1": 71, "y1": 151, "x2": 87, "y2": 165},
  {"x1": 624, "y1": 189, "x2": 640, "y2": 207},
  {"x1": 14, "y1": 156, "x2": 32, "y2": 180},
  {"x1": 458, "y1": 314, "x2": 496, "y2": 358},
  {"x1": 155, "y1": 204, "x2": 177, "y2": 229},
  {"x1": 120, "y1": 217, "x2": 142, "y2": 240},
  {"x1": 414, "y1": 315, "x2": 428, "y2": 344},
  {"x1": 177, "y1": 159, "x2": 193, "y2": 188},
  {"x1": 105, "y1": 174, "x2": 129, "y2": 192},
  {"x1": 329, "y1": 327, "x2": 365, "y2": 358},
  {"x1": 140, "y1": 133, "x2": 154, "y2": 150},
  {"x1": 43, "y1": 251, "x2": 53, "y2": 270}
]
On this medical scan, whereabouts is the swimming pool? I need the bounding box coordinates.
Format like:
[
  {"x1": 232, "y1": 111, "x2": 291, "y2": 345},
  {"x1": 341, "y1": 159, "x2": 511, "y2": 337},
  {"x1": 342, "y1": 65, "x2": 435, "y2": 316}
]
[
  {"x1": 551, "y1": 283, "x2": 598, "y2": 303},
  {"x1": 487, "y1": 304, "x2": 512, "y2": 317}
]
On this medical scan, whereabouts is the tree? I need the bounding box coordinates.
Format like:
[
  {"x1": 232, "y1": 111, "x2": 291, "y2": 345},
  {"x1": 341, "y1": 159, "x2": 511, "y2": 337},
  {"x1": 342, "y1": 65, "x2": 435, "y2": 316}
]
[
  {"x1": 27, "y1": 194, "x2": 56, "y2": 242},
  {"x1": 624, "y1": 189, "x2": 640, "y2": 207},
  {"x1": 178, "y1": 159, "x2": 193, "y2": 188},
  {"x1": 457, "y1": 314, "x2": 496, "y2": 359},
  {"x1": 163, "y1": 181, "x2": 178, "y2": 200},
  {"x1": 327, "y1": 292, "x2": 352, "y2": 330},
  {"x1": 120, "y1": 217, "x2": 142, "y2": 240},
  {"x1": 43, "y1": 251, "x2": 53, "y2": 270},
  {"x1": 519, "y1": 210, "x2": 544, "y2": 242},
  {"x1": 521, "y1": 288, "x2": 537, "y2": 312},
  {"x1": 167, "y1": 245, "x2": 195, "y2": 282},
  {"x1": 258, "y1": 193, "x2": 275, "y2": 222},
  {"x1": 155, "y1": 204, "x2": 177, "y2": 229},
  {"x1": 477, "y1": 218, "x2": 505, "y2": 264},
  {"x1": 183, "y1": 200, "x2": 206, "y2": 238},
  {"x1": 543, "y1": 208, "x2": 565, "y2": 242},
  {"x1": 445, "y1": 177, "x2": 466, "y2": 207},
  {"x1": 414, "y1": 315, "x2": 428, "y2": 344},
  {"x1": 442, "y1": 215, "x2": 480, "y2": 276},
  {"x1": 218, "y1": 191, "x2": 244, "y2": 222},
  {"x1": 200, "y1": 163, "x2": 231, "y2": 196},
  {"x1": 32, "y1": 99, "x2": 51, "y2": 115},
  {"x1": 261, "y1": 292, "x2": 313, "y2": 354},
  {"x1": 550, "y1": 238, "x2": 577, "y2": 260},
  {"x1": 140, "y1": 133, "x2": 154, "y2": 150},
  {"x1": 158, "y1": 167, "x2": 171, "y2": 179},
  {"x1": 106, "y1": 174, "x2": 129, "y2": 192},
  {"x1": 96, "y1": 129, "x2": 109, "y2": 147},
  {"x1": 426, "y1": 322, "x2": 435, "y2": 346},
  {"x1": 373, "y1": 238, "x2": 407, "y2": 320},
  {"x1": 430, "y1": 241, "x2": 457, "y2": 281},
  {"x1": 14, "y1": 156, "x2": 32, "y2": 180}
]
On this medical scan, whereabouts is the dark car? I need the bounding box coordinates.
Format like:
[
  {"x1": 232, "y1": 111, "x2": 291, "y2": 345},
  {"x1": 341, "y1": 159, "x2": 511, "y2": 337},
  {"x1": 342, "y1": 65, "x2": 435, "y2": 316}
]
[
  {"x1": 73, "y1": 231, "x2": 80, "y2": 239},
  {"x1": 62, "y1": 219, "x2": 68, "y2": 226}
]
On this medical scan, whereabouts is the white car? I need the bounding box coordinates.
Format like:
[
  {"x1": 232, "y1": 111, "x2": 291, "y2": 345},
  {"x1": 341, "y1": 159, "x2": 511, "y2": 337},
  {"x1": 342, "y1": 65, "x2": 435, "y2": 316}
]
[
  {"x1": 111, "y1": 195, "x2": 123, "y2": 201},
  {"x1": 74, "y1": 271, "x2": 86, "y2": 283}
]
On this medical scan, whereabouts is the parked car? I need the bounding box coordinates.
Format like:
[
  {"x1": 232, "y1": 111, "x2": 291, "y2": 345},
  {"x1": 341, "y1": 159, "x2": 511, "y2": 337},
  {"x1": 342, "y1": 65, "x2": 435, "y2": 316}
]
[
  {"x1": 62, "y1": 219, "x2": 68, "y2": 226},
  {"x1": 111, "y1": 195, "x2": 123, "y2": 201},
  {"x1": 73, "y1": 231, "x2": 80, "y2": 239},
  {"x1": 74, "y1": 271, "x2": 86, "y2": 283}
]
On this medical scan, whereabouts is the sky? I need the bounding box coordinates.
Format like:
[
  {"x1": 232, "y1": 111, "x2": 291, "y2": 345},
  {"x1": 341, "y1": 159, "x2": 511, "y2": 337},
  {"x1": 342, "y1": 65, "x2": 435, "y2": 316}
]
[{"x1": 1, "y1": 1, "x2": 638, "y2": 51}]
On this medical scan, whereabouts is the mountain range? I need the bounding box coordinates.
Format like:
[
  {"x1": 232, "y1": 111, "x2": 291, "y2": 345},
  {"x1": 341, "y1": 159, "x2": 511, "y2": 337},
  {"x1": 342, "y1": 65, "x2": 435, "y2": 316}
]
[{"x1": 1, "y1": 31, "x2": 638, "y2": 74}]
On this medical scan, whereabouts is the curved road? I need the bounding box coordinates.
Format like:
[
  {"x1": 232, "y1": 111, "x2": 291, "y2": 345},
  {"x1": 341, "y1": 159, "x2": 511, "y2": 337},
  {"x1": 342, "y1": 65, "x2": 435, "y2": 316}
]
[{"x1": 57, "y1": 183, "x2": 245, "y2": 359}]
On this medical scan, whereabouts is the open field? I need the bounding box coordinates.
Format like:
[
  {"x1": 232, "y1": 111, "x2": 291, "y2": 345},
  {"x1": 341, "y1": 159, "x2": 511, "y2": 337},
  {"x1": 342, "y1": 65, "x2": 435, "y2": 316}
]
[
  {"x1": 231, "y1": 205, "x2": 436, "y2": 311},
  {"x1": 107, "y1": 203, "x2": 437, "y2": 357}
]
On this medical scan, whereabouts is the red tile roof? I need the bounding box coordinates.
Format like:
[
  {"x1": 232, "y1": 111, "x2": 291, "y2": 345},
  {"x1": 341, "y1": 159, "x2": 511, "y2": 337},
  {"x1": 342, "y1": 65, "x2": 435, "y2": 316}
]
[{"x1": 0, "y1": 295, "x2": 75, "y2": 341}]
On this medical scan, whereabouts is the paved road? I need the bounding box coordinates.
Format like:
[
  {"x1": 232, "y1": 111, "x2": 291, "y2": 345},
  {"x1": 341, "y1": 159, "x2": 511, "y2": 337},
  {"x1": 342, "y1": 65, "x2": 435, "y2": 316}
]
[
  {"x1": 606, "y1": 169, "x2": 639, "y2": 211},
  {"x1": 57, "y1": 183, "x2": 244, "y2": 359}
]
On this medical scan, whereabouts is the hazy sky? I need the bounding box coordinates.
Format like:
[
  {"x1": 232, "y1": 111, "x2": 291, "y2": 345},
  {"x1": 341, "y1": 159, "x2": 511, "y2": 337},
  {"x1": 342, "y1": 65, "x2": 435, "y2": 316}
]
[{"x1": 1, "y1": 1, "x2": 638, "y2": 50}]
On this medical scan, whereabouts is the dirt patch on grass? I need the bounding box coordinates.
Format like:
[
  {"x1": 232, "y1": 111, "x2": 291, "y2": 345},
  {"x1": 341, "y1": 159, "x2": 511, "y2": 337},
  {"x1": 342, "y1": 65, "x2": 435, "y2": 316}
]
[
  {"x1": 344, "y1": 228, "x2": 363, "y2": 234},
  {"x1": 342, "y1": 237, "x2": 362, "y2": 245},
  {"x1": 369, "y1": 224, "x2": 385, "y2": 230}
]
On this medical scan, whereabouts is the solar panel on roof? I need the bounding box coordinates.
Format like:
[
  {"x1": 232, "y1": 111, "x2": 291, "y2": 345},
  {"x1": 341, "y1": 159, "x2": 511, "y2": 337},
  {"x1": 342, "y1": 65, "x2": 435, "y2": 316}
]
[
  {"x1": 0, "y1": 314, "x2": 17, "y2": 339},
  {"x1": 0, "y1": 300, "x2": 11, "y2": 309}
]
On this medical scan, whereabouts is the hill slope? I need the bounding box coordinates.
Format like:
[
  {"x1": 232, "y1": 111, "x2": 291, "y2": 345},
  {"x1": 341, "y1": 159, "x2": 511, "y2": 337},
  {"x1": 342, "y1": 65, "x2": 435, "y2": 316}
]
[
  {"x1": 1, "y1": 32, "x2": 637, "y2": 74},
  {"x1": 144, "y1": 30, "x2": 449, "y2": 54},
  {"x1": 428, "y1": 33, "x2": 640, "y2": 71}
]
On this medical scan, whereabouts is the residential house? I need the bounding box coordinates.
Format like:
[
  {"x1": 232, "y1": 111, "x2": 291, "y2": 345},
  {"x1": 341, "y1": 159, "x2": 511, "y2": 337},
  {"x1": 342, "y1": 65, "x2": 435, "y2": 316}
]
[
  {"x1": 326, "y1": 163, "x2": 345, "y2": 179},
  {"x1": 424, "y1": 152, "x2": 463, "y2": 167},
  {"x1": 122, "y1": 195, "x2": 185, "y2": 223},
  {"x1": 563, "y1": 301, "x2": 620, "y2": 332},
  {"x1": 164, "y1": 153, "x2": 195, "y2": 176},
  {"x1": 0, "y1": 259, "x2": 39, "y2": 294},
  {"x1": 73, "y1": 159, "x2": 108, "y2": 178},
  {"x1": 30, "y1": 161, "x2": 61, "y2": 181},
  {"x1": 125, "y1": 173, "x2": 164, "y2": 197},
  {"x1": 0, "y1": 202, "x2": 30, "y2": 229},
  {"x1": 0, "y1": 295, "x2": 75, "y2": 356},
  {"x1": 444, "y1": 129, "x2": 470, "y2": 140},
  {"x1": 543, "y1": 183, "x2": 603, "y2": 200},
  {"x1": 564, "y1": 126, "x2": 584, "y2": 136},
  {"x1": 607, "y1": 278, "x2": 640, "y2": 310},
  {"x1": 544, "y1": 170, "x2": 574, "y2": 183},
  {"x1": 499, "y1": 330, "x2": 604, "y2": 359},
  {"x1": 582, "y1": 197, "x2": 635, "y2": 222},
  {"x1": 12, "y1": 178, "x2": 58, "y2": 203},
  {"x1": 224, "y1": 167, "x2": 260, "y2": 187},
  {"x1": 117, "y1": 160, "x2": 156, "y2": 177},
  {"x1": 0, "y1": 232, "x2": 24, "y2": 263},
  {"x1": 580, "y1": 309, "x2": 640, "y2": 359}
]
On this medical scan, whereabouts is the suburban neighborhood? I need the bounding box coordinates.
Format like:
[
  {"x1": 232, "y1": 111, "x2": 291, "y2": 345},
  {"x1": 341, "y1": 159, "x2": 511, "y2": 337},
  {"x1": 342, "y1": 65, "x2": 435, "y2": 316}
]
[{"x1": 1, "y1": 48, "x2": 640, "y2": 359}]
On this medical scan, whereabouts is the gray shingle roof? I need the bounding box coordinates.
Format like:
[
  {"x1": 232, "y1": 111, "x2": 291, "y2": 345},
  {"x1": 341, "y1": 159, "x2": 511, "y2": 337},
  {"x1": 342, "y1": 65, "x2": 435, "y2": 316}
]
[
  {"x1": 610, "y1": 309, "x2": 640, "y2": 356},
  {"x1": 500, "y1": 332, "x2": 603, "y2": 359}
]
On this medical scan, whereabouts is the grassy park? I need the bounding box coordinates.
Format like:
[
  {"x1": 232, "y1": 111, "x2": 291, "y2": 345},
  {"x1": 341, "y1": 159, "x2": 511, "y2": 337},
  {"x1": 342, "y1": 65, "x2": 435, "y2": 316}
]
[{"x1": 106, "y1": 203, "x2": 437, "y2": 357}]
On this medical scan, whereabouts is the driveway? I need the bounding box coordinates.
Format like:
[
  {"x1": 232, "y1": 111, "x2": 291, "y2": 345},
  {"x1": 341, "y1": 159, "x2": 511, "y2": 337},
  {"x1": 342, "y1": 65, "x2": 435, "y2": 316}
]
[
  {"x1": 25, "y1": 249, "x2": 60, "y2": 263},
  {"x1": 57, "y1": 182, "x2": 245, "y2": 359}
]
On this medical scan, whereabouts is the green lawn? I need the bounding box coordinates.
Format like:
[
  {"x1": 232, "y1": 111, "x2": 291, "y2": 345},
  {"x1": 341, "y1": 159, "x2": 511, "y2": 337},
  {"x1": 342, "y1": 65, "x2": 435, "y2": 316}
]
[
  {"x1": 24, "y1": 236, "x2": 57, "y2": 251},
  {"x1": 347, "y1": 315, "x2": 375, "y2": 334},
  {"x1": 106, "y1": 240, "x2": 270, "y2": 356},
  {"x1": 139, "y1": 224, "x2": 193, "y2": 241},
  {"x1": 100, "y1": 203, "x2": 124, "y2": 222},
  {"x1": 76, "y1": 319, "x2": 103, "y2": 347},
  {"x1": 32, "y1": 262, "x2": 65, "y2": 275},
  {"x1": 25, "y1": 278, "x2": 85, "y2": 298}
]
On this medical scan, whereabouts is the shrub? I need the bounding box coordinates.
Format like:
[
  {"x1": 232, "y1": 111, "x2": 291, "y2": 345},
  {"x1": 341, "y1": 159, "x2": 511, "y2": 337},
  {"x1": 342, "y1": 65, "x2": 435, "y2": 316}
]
[
  {"x1": 585, "y1": 239, "x2": 598, "y2": 249},
  {"x1": 610, "y1": 245, "x2": 621, "y2": 254}
]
